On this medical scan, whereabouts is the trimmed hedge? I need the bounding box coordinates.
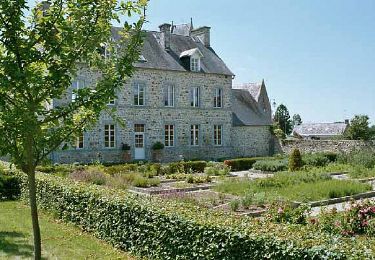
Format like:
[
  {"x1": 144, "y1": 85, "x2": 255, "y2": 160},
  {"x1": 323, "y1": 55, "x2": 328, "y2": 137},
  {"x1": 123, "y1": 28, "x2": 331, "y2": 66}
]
[
  {"x1": 16, "y1": 173, "x2": 375, "y2": 259},
  {"x1": 0, "y1": 172, "x2": 20, "y2": 200},
  {"x1": 224, "y1": 158, "x2": 258, "y2": 171},
  {"x1": 168, "y1": 161, "x2": 207, "y2": 174}
]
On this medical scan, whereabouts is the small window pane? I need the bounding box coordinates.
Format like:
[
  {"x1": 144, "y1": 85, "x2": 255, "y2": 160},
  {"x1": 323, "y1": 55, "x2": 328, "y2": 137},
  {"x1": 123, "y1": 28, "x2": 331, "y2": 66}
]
[
  {"x1": 165, "y1": 125, "x2": 174, "y2": 147},
  {"x1": 190, "y1": 125, "x2": 199, "y2": 146}
]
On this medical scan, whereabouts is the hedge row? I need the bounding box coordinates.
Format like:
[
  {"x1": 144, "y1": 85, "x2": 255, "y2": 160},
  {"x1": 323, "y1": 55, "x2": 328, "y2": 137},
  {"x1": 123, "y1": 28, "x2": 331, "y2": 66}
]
[
  {"x1": 223, "y1": 157, "x2": 269, "y2": 171},
  {"x1": 0, "y1": 171, "x2": 20, "y2": 200},
  {"x1": 15, "y1": 173, "x2": 375, "y2": 259}
]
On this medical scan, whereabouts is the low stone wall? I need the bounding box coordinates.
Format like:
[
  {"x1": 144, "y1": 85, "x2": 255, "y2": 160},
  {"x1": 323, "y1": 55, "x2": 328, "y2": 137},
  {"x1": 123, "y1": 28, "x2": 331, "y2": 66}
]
[{"x1": 282, "y1": 140, "x2": 375, "y2": 154}]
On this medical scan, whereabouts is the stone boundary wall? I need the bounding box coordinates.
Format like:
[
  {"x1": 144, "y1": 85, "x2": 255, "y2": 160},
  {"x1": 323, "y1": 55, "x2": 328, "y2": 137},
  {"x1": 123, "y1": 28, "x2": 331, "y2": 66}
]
[{"x1": 281, "y1": 140, "x2": 375, "y2": 154}]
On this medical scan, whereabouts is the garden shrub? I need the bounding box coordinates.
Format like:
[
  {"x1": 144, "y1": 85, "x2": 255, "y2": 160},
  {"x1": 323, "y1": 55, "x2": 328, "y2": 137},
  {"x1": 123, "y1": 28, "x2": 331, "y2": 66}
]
[
  {"x1": 204, "y1": 163, "x2": 230, "y2": 176},
  {"x1": 132, "y1": 176, "x2": 160, "y2": 188},
  {"x1": 224, "y1": 158, "x2": 260, "y2": 171},
  {"x1": 337, "y1": 150, "x2": 375, "y2": 169},
  {"x1": 267, "y1": 202, "x2": 310, "y2": 225},
  {"x1": 14, "y1": 173, "x2": 375, "y2": 259},
  {"x1": 183, "y1": 161, "x2": 207, "y2": 173},
  {"x1": 289, "y1": 149, "x2": 303, "y2": 171},
  {"x1": 253, "y1": 159, "x2": 288, "y2": 172},
  {"x1": 303, "y1": 153, "x2": 330, "y2": 167},
  {"x1": 69, "y1": 167, "x2": 107, "y2": 185},
  {"x1": 322, "y1": 152, "x2": 338, "y2": 163},
  {"x1": 317, "y1": 200, "x2": 375, "y2": 237},
  {"x1": 0, "y1": 170, "x2": 20, "y2": 200}
]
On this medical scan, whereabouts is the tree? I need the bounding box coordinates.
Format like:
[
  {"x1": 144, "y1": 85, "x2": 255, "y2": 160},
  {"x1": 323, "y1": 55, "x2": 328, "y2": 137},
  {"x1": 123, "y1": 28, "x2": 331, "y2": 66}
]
[
  {"x1": 292, "y1": 114, "x2": 302, "y2": 126},
  {"x1": 370, "y1": 125, "x2": 375, "y2": 140},
  {"x1": 0, "y1": 1, "x2": 146, "y2": 259},
  {"x1": 273, "y1": 104, "x2": 292, "y2": 135},
  {"x1": 345, "y1": 115, "x2": 371, "y2": 140},
  {"x1": 289, "y1": 148, "x2": 303, "y2": 171}
]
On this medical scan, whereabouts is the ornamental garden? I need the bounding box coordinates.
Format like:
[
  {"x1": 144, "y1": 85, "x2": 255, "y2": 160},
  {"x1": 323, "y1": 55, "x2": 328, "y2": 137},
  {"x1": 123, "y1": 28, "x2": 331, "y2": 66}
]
[{"x1": 2, "y1": 149, "x2": 375, "y2": 259}]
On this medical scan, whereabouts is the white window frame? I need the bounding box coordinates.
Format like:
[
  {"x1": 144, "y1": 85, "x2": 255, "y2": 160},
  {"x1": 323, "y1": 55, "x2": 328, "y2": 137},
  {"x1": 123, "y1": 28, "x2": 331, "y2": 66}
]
[
  {"x1": 190, "y1": 57, "x2": 200, "y2": 72},
  {"x1": 190, "y1": 124, "x2": 199, "y2": 146},
  {"x1": 190, "y1": 87, "x2": 200, "y2": 107},
  {"x1": 76, "y1": 133, "x2": 84, "y2": 149},
  {"x1": 104, "y1": 124, "x2": 116, "y2": 148},
  {"x1": 134, "y1": 83, "x2": 145, "y2": 106},
  {"x1": 71, "y1": 79, "x2": 85, "y2": 102},
  {"x1": 107, "y1": 98, "x2": 116, "y2": 105},
  {"x1": 164, "y1": 85, "x2": 175, "y2": 107},
  {"x1": 164, "y1": 125, "x2": 174, "y2": 147},
  {"x1": 214, "y1": 125, "x2": 223, "y2": 146},
  {"x1": 214, "y1": 88, "x2": 223, "y2": 108}
]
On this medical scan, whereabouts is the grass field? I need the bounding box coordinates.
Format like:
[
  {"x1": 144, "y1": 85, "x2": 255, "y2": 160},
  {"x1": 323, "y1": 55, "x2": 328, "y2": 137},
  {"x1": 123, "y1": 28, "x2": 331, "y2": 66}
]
[
  {"x1": 214, "y1": 171, "x2": 372, "y2": 203},
  {"x1": 0, "y1": 201, "x2": 135, "y2": 259}
]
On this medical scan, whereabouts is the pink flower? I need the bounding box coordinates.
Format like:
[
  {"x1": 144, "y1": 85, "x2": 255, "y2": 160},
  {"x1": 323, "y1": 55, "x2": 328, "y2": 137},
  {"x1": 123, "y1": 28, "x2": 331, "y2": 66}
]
[
  {"x1": 277, "y1": 207, "x2": 284, "y2": 214},
  {"x1": 362, "y1": 220, "x2": 369, "y2": 227},
  {"x1": 334, "y1": 221, "x2": 341, "y2": 227}
]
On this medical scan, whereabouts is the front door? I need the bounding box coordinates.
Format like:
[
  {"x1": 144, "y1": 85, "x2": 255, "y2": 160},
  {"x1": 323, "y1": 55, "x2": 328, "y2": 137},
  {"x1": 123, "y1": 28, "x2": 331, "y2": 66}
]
[{"x1": 134, "y1": 124, "x2": 145, "y2": 160}]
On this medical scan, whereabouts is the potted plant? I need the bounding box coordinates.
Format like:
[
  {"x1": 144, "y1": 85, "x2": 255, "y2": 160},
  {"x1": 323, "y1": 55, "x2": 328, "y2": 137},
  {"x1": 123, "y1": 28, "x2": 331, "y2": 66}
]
[
  {"x1": 122, "y1": 143, "x2": 131, "y2": 162},
  {"x1": 152, "y1": 141, "x2": 164, "y2": 162}
]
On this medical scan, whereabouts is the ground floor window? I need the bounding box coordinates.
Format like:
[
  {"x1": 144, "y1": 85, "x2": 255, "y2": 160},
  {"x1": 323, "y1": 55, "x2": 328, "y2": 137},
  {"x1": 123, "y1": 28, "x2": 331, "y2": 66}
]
[
  {"x1": 165, "y1": 125, "x2": 174, "y2": 147},
  {"x1": 104, "y1": 124, "x2": 115, "y2": 148},
  {"x1": 214, "y1": 125, "x2": 223, "y2": 146},
  {"x1": 76, "y1": 133, "x2": 84, "y2": 149},
  {"x1": 190, "y1": 125, "x2": 199, "y2": 146}
]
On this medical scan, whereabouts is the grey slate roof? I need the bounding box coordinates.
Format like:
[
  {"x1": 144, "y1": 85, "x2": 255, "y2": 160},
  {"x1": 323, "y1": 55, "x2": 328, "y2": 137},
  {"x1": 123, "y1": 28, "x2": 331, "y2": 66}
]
[
  {"x1": 111, "y1": 27, "x2": 234, "y2": 76},
  {"x1": 293, "y1": 123, "x2": 348, "y2": 137},
  {"x1": 231, "y1": 82, "x2": 273, "y2": 126},
  {"x1": 172, "y1": 23, "x2": 192, "y2": 36}
]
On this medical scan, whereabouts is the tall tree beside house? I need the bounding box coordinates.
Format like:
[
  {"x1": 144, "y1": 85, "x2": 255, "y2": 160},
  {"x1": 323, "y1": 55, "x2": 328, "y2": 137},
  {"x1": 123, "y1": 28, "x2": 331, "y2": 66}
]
[
  {"x1": 274, "y1": 104, "x2": 293, "y2": 135},
  {"x1": 292, "y1": 114, "x2": 302, "y2": 126},
  {"x1": 0, "y1": 0, "x2": 146, "y2": 259},
  {"x1": 370, "y1": 125, "x2": 375, "y2": 140},
  {"x1": 345, "y1": 115, "x2": 371, "y2": 140}
]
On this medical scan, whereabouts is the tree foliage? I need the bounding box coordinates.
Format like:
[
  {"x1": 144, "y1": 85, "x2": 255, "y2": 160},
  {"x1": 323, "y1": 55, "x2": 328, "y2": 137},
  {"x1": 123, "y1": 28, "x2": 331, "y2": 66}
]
[
  {"x1": 292, "y1": 114, "x2": 302, "y2": 126},
  {"x1": 345, "y1": 115, "x2": 371, "y2": 141},
  {"x1": 274, "y1": 104, "x2": 292, "y2": 135},
  {"x1": 0, "y1": 0, "x2": 146, "y2": 258}
]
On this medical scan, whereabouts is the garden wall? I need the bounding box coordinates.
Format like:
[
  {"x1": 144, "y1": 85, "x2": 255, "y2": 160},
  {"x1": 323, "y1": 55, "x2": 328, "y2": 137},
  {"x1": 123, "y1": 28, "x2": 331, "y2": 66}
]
[{"x1": 282, "y1": 140, "x2": 375, "y2": 154}]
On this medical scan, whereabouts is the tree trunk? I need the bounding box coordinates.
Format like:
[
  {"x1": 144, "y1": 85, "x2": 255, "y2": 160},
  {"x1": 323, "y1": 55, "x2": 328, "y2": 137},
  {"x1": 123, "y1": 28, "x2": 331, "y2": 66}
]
[{"x1": 27, "y1": 170, "x2": 42, "y2": 260}]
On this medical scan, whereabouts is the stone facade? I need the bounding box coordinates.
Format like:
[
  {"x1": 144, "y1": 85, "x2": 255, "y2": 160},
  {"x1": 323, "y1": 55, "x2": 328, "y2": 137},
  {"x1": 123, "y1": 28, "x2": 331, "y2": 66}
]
[
  {"x1": 281, "y1": 140, "x2": 375, "y2": 154},
  {"x1": 50, "y1": 23, "x2": 274, "y2": 164}
]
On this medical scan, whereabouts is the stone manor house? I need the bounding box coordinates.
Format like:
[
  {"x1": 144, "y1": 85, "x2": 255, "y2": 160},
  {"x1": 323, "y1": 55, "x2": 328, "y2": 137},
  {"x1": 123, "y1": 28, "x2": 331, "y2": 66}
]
[{"x1": 51, "y1": 22, "x2": 273, "y2": 163}]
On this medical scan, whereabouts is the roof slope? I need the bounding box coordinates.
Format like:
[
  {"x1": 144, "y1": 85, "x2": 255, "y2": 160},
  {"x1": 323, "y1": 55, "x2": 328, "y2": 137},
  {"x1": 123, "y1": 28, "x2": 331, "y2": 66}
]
[
  {"x1": 112, "y1": 27, "x2": 233, "y2": 76},
  {"x1": 231, "y1": 81, "x2": 272, "y2": 126},
  {"x1": 293, "y1": 123, "x2": 348, "y2": 137}
]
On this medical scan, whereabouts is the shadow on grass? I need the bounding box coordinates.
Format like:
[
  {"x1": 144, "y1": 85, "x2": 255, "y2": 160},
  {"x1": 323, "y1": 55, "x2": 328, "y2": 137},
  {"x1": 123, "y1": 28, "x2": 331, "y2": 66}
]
[{"x1": 0, "y1": 231, "x2": 33, "y2": 258}]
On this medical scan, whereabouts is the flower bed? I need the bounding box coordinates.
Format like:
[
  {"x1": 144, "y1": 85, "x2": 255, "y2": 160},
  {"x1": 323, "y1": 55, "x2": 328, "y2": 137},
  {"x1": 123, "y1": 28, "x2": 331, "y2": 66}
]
[{"x1": 14, "y1": 172, "x2": 375, "y2": 259}]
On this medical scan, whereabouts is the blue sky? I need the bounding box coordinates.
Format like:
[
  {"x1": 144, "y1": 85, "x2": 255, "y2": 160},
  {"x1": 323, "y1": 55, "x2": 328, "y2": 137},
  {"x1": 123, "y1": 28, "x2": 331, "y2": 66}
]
[{"x1": 28, "y1": 0, "x2": 375, "y2": 124}]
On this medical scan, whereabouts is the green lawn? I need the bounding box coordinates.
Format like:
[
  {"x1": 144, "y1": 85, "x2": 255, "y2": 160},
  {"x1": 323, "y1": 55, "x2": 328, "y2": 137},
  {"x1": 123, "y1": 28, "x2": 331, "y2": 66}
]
[
  {"x1": 0, "y1": 201, "x2": 136, "y2": 259},
  {"x1": 215, "y1": 171, "x2": 372, "y2": 203}
]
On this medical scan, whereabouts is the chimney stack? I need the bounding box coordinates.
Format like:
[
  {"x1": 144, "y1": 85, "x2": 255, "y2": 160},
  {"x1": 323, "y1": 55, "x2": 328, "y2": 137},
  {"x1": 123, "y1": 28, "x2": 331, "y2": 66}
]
[
  {"x1": 191, "y1": 26, "x2": 211, "y2": 47},
  {"x1": 159, "y1": 23, "x2": 172, "y2": 50}
]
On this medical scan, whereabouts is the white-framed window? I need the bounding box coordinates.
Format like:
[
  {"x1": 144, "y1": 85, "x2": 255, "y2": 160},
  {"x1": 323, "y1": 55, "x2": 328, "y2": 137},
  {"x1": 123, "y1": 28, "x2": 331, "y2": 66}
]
[
  {"x1": 107, "y1": 98, "x2": 115, "y2": 105},
  {"x1": 190, "y1": 124, "x2": 199, "y2": 146},
  {"x1": 71, "y1": 79, "x2": 85, "y2": 102},
  {"x1": 214, "y1": 88, "x2": 223, "y2": 108},
  {"x1": 76, "y1": 133, "x2": 84, "y2": 149},
  {"x1": 214, "y1": 125, "x2": 223, "y2": 146},
  {"x1": 104, "y1": 124, "x2": 115, "y2": 148},
  {"x1": 134, "y1": 83, "x2": 145, "y2": 106},
  {"x1": 190, "y1": 57, "x2": 200, "y2": 72},
  {"x1": 164, "y1": 85, "x2": 175, "y2": 107},
  {"x1": 165, "y1": 125, "x2": 174, "y2": 147},
  {"x1": 190, "y1": 87, "x2": 200, "y2": 107}
]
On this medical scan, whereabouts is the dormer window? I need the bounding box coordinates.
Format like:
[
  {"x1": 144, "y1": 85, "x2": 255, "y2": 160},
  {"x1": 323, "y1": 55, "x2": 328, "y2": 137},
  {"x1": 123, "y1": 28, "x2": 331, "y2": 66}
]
[
  {"x1": 191, "y1": 57, "x2": 200, "y2": 72},
  {"x1": 179, "y1": 48, "x2": 203, "y2": 73}
]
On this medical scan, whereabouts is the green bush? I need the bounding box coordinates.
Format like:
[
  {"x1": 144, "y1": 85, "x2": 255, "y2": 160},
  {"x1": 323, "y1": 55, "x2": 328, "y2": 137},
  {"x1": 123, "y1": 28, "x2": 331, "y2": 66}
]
[
  {"x1": 224, "y1": 158, "x2": 260, "y2": 171},
  {"x1": 204, "y1": 163, "x2": 231, "y2": 176},
  {"x1": 0, "y1": 171, "x2": 20, "y2": 200},
  {"x1": 253, "y1": 159, "x2": 288, "y2": 172},
  {"x1": 14, "y1": 173, "x2": 375, "y2": 259},
  {"x1": 337, "y1": 150, "x2": 375, "y2": 169},
  {"x1": 303, "y1": 153, "x2": 330, "y2": 167},
  {"x1": 183, "y1": 161, "x2": 207, "y2": 173},
  {"x1": 289, "y1": 149, "x2": 303, "y2": 171},
  {"x1": 132, "y1": 176, "x2": 160, "y2": 188}
]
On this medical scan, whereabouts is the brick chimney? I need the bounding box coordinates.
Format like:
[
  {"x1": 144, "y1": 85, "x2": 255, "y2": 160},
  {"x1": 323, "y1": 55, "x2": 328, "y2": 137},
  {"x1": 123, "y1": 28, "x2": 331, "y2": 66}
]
[
  {"x1": 191, "y1": 26, "x2": 211, "y2": 47},
  {"x1": 159, "y1": 23, "x2": 172, "y2": 50}
]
